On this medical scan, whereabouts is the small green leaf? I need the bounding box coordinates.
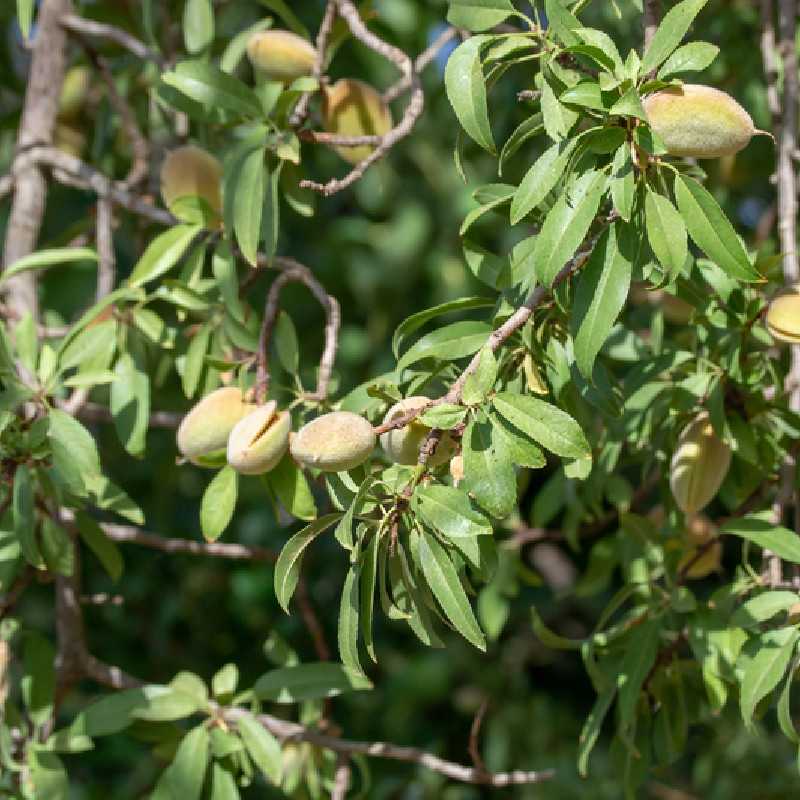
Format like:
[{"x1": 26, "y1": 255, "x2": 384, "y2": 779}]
[
  {"x1": 578, "y1": 686, "x2": 616, "y2": 777},
  {"x1": 13, "y1": 464, "x2": 41, "y2": 569},
  {"x1": 17, "y1": 0, "x2": 35, "y2": 40},
  {"x1": 274, "y1": 311, "x2": 299, "y2": 374},
  {"x1": 110, "y1": 347, "x2": 150, "y2": 458},
  {"x1": 162, "y1": 60, "x2": 263, "y2": 117},
  {"x1": 462, "y1": 418, "x2": 516, "y2": 518},
  {"x1": 641, "y1": 0, "x2": 709, "y2": 75},
  {"x1": 657, "y1": 41, "x2": 719, "y2": 79},
  {"x1": 360, "y1": 532, "x2": 380, "y2": 663},
  {"x1": 338, "y1": 565, "x2": 364, "y2": 677},
  {"x1": 0, "y1": 247, "x2": 97, "y2": 285},
  {"x1": 131, "y1": 685, "x2": 203, "y2": 722},
  {"x1": 510, "y1": 140, "x2": 576, "y2": 223},
  {"x1": 75, "y1": 512, "x2": 123, "y2": 582},
  {"x1": 232, "y1": 146, "x2": 266, "y2": 266},
  {"x1": 236, "y1": 715, "x2": 281, "y2": 785},
  {"x1": 164, "y1": 725, "x2": 209, "y2": 800},
  {"x1": 610, "y1": 144, "x2": 635, "y2": 221},
  {"x1": 129, "y1": 224, "x2": 202, "y2": 287},
  {"x1": 200, "y1": 467, "x2": 238, "y2": 542},
  {"x1": 645, "y1": 187, "x2": 688, "y2": 278},
  {"x1": 740, "y1": 627, "x2": 799, "y2": 726},
  {"x1": 617, "y1": 620, "x2": 660, "y2": 726},
  {"x1": 183, "y1": 0, "x2": 214, "y2": 53},
  {"x1": 268, "y1": 454, "x2": 316, "y2": 521},
  {"x1": 731, "y1": 591, "x2": 799, "y2": 629},
  {"x1": 254, "y1": 662, "x2": 372, "y2": 703},
  {"x1": 447, "y1": 0, "x2": 514, "y2": 31},
  {"x1": 723, "y1": 513, "x2": 800, "y2": 563},
  {"x1": 412, "y1": 484, "x2": 493, "y2": 539},
  {"x1": 397, "y1": 320, "x2": 492, "y2": 372}
]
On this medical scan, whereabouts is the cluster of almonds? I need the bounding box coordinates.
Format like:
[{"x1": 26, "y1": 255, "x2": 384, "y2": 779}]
[{"x1": 176, "y1": 390, "x2": 456, "y2": 476}]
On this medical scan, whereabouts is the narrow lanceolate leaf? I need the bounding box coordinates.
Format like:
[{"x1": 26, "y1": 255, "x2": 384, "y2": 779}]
[
  {"x1": 0, "y1": 246, "x2": 97, "y2": 285},
  {"x1": 233, "y1": 146, "x2": 266, "y2": 266},
  {"x1": 493, "y1": 393, "x2": 591, "y2": 459},
  {"x1": 200, "y1": 466, "x2": 238, "y2": 542},
  {"x1": 17, "y1": 0, "x2": 35, "y2": 40},
  {"x1": 338, "y1": 565, "x2": 364, "y2": 677},
  {"x1": 617, "y1": 619, "x2": 660, "y2": 726},
  {"x1": 740, "y1": 627, "x2": 799, "y2": 725},
  {"x1": 447, "y1": 0, "x2": 514, "y2": 32},
  {"x1": 129, "y1": 224, "x2": 202, "y2": 287},
  {"x1": 578, "y1": 685, "x2": 616, "y2": 777},
  {"x1": 13, "y1": 464, "x2": 41, "y2": 568},
  {"x1": 75, "y1": 511, "x2": 124, "y2": 583},
  {"x1": 110, "y1": 348, "x2": 150, "y2": 458},
  {"x1": 722, "y1": 513, "x2": 800, "y2": 564},
  {"x1": 412, "y1": 484, "x2": 492, "y2": 539},
  {"x1": 397, "y1": 320, "x2": 492, "y2": 372},
  {"x1": 48, "y1": 409, "x2": 103, "y2": 494},
  {"x1": 510, "y1": 140, "x2": 575, "y2": 223},
  {"x1": 418, "y1": 531, "x2": 486, "y2": 650},
  {"x1": 645, "y1": 187, "x2": 687, "y2": 278},
  {"x1": 674, "y1": 175, "x2": 760, "y2": 282},
  {"x1": 462, "y1": 418, "x2": 516, "y2": 518},
  {"x1": 164, "y1": 725, "x2": 210, "y2": 800},
  {"x1": 236, "y1": 715, "x2": 282, "y2": 785},
  {"x1": 254, "y1": 662, "x2": 372, "y2": 703},
  {"x1": 657, "y1": 41, "x2": 719, "y2": 79},
  {"x1": 532, "y1": 170, "x2": 606, "y2": 287},
  {"x1": 778, "y1": 658, "x2": 800, "y2": 744},
  {"x1": 274, "y1": 514, "x2": 341, "y2": 612},
  {"x1": 444, "y1": 36, "x2": 496, "y2": 154},
  {"x1": 183, "y1": 0, "x2": 214, "y2": 53},
  {"x1": 731, "y1": 591, "x2": 800, "y2": 629},
  {"x1": 360, "y1": 532, "x2": 380, "y2": 662},
  {"x1": 182, "y1": 323, "x2": 211, "y2": 399},
  {"x1": 162, "y1": 60, "x2": 262, "y2": 117},
  {"x1": 572, "y1": 222, "x2": 634, "y2": 380},
  {"x1": 610, "y1": 144, "x2": 635, "y2": 221},
  {"x1": 641, "y1": 0, "x2": 709, "y2": 75}
]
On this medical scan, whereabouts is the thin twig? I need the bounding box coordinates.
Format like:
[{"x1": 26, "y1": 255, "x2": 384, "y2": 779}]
[
  {"x1": 331, "y1": 754, "x2": 351, "y2": 800},
  {"x1": 468, "y1": 699, "x2": 489, "y2": 773},
  {"x1": 643, "y1": 0, "x2": 661, "y2": 51},
  {"x1": 296, "y1": 577, "x2": 332, "y2": 662},
  {"x1": 255, "y1": 257, "x2": 340, "y2": 404},
  {"x1": 60, "y1": 13, "x2": 165, "y2": 68},
  {"x1": 299, "y1": 0, "x2": 424, "y2": 196},
  {"x1": 760, "y1": 0, "x2": 781, "y2": 119}
]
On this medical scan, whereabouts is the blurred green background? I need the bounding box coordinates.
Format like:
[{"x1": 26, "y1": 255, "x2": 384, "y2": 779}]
[{"x1": 1, "y1": 0, "x2": 798, "y2": 796}]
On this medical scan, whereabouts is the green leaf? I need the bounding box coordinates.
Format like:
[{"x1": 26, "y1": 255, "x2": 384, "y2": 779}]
[
  {"x1": 418, "y1": 530, "x2": 486, "y2": 650},
  {"x1": 73, "y1": 687, "x2": 171, "y2": 737},
  {"x1": 412, "y1": 484, "x2": 492, "y2": 539},
  {"x1": 40, "y1": 518, "x2": 74, "y2": 577},
  {"x1": 541, "y1": 78, "x2": 578, "y2": 141},
  {"x1": 545, "y1": 0, "x2": 581, "y2": 46},
  {"x1": 274, "y1": 514, "x2": 341, "y2": 612},
  {"x1": 740, "y1": 627, "x2": 799, "y2": 725},
  {"x1": 418, "y1": 403, "x2": 468, "y2": 430},
  {"x1": 212, "y1": 663, "x2": 239, "y2": 699},
  {"x1": 462, "y1": 418, "x2": 516, "y2": 518},
  {"x1": 200, "y1": 467, "x2": 238, "y2": 542},
  {"x1": 722, "y1": 513, "x2": 800, "y2": 563},
  {"x1": 572, "y1": 222, "x2": 634, "y2": 380},
  {"x1": 657, "y1": 41, "x2": 719, "y2": 79},
  {"x1": 0, "y1": 247, "x2": 97, "y2": 285},
  {"x1": 233, "y1": 146, "x2": 266, "y2": 266},
  {"x1": 531, "y1": 608, "x2": 583, "y2": 650},
  {"x1": 129, "y1": 224, "x2": 202, "y2": 287},
  {"x1": 510, "y1": 139, "x2": 576, "y2": 224},
  {"x1": 184, "y1": 0, "x2": 214, "y2": 53},
  {"x1": 164, "y1": 725, "x2": 209, "y2": 800},
  {"x1": 182, "y1": 323, "x2": 211, "y2": 398},
  {"x1": 462, "y1": 347, "x2": 498, "y2": 405},
  {"x1": 274, "y1": 311, "x2": 299, "y2": 374},
  {"x1": 162, "y1": 60, "x2": 263, "y2": 117},
  {"x1": 269, "y1": 454, "x2": 317, "y2": 521},
  {"x1": 254, "y1": 662, "x2": 372, "y2": 703},
  {"x1": 397, "y1": 320, "x2": 491, "y2": 372},
  {"x1": 23, "y1": 631, "x2": 55, "y2": 727},
  {"x1": 489, "y1": 412, "x2": 546, "y2": 468},
  {"x1": 392, "y1": 296, "x2": 492, "y2": 358},
  {"x1": 257, "y1": 0, "x2": 309, "y2": 38},
  {"x1": 445, "y1": 36, "x2": 496, "y2": 154},
  {"x1": 13, "y1": 464, "x2": 41, "y2": 569},
  {"x1": 447, "y1": 0, "x2": 514, "y2": 31},
  {"x1": 131, "y1": 685, "x2": 203, "y2": 722},
  {"x1": 210, "y1": 764, "x2": 241, "y2": 800},
  {"x1": 578, "y1": 685, "x2": 616, "y2": 777},
  {"x1": 609, "y1": 88, "x2": 647, "y2": 119},
  {"x1": 75, "y1": 511, "x2": 123, "y2": 583},
  {"x1": 493, "y1": 393, "x2": 591, "y2": 459},
  {"x1": 221, "y1": 18, "x2": 273, "y2": 73},
  {"x1": 17, "y1": 0, "x2": 35, "y2": 40},
  {"x1": 778, "y1": 659, "x2": 800, "y2": 744},
  {"x1": 236, "y1": 715, "x2": 282, "y2": 785},
  {"x1": 110, "y1": 348, "x2": 150, "y2": 458},
  {"x1": 533, "y1": 170, "x2": 607, "y2": 287},
  {"x1": 645, "y1": 187, "x2": 688, "y2": 278},
  {"x1": 674, "y1": 175, "x2": 760, "y2": 282},
  {"x1": 338, "y1": 564, "x2": 364, "y2": 677},
  {"x1": 731, "y1": 591, "x2": 799, "y2": 629},
  {"x1": 641, "y1": 0, "x2": 709, "y2": 75},
  {"x1": 360, "y1": 532, "x2": 380, "y2": 662},
  {"x1": 47, "y1": 409, "x2": 102, "y2": 495},
  {"x1": 29, "y1": 749, "x2": 68, "y2": 800},
  {"x1": 617, "y1": 619, "x2": 660, "y2": 726},
  {"x1": 610, "y1": 144, "x2": 635, "y2": 221}
]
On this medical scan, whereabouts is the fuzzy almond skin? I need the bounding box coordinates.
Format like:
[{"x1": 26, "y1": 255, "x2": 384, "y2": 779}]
[
  {"x1": 177, "y1": 387, "x2": 257, "y2": 466},
  {"x1": 246, "y1": 30, "x2": 316, "y2": 83},
  {"x1": 227, "y1": 402, "x2": 291, "y2": 475},
  {"x1": 643, "y1": 84, "x2": 755, "y2": 159},
  {"x1": 380, "y1": 396, "x2": 456, "y2": 467},
  {"x1": 160, "y1": 145, "x2": 223, "y2": 221},
  {"x1": 322, "y1": 79, "x2": 393, "y2": 164},
  {"x1": 766, "y1": 284, "x2": 800, "y2": 344},
  {"x1": 290, "y1": 411, "x2": 376, "y2": 472},
  {"x1": 669, "y1": 412, "x2": 732, "y2": 515}
]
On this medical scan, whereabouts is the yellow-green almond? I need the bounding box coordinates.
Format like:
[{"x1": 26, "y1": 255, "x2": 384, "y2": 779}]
[
  {"x1": 160, "y1": 145, "x2": 223, "y2": 222},
  {"x1": 290, "y1": 411, "x2": 376, "y2": 472},
  {"x1": 380, "y1": 396, "x2": 455, "y2": 467},
  {"x1": 246, "y1": 29, "x2": 316, "y2": 84},
  {"x1": 669, "y1": 412, "x2": 732, "y2": 515},
  {"x1": 643, "y1": 84, "x2": 757, "y2": 159},
  {"x1": 766, "y1": 284, "x2": 800, "y2": 344},
  {"x1": 322, "y1": 79, "x2": 392, "y2": 165},
  {"x1": 177, "y1": 387, "x2": 256, "y2": 466},
  {"x1": 227, "y1": 401, "x2": 291, "y2": 475}
]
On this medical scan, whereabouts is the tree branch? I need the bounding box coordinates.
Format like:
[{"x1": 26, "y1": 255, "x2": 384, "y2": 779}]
[
  {"x1": 60, "y1": 13, "x2": 165, "y2": 68},
  {"x1": 643, "y1": 0, "x2": 661, "y2": 50}
]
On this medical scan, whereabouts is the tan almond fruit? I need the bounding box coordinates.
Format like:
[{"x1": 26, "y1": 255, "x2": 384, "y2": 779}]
[
  {"x1": 246, "y1": 29, "x2": 316, "y2": 84},
  {"x1": 160, "y1": 145, "x2": 223, "y2": 225},
  {"x1": 643, "y1": 84, "x2": 762, "y2": 159},
  {"x1": 321, "y1": 79, "x2": 392, "y2": 165},
  {"x1": 177, "y1": 387, "x2": 256, "y2": 467},
  {"x1": 290, "y1": 411, "x2": 376, "y2": 472},
  {"x1": 669, "y1": 411, "x2": 732, "y2": 515},
  {"x1": 227, "y1": 401, "x2": 291, "y2": 475},
  {"x1": 380, "y1": 396, "x2": 455, "y2": 467},
  {"x1": 766, "y1": 284, "x2": 800, "y2": 344}
]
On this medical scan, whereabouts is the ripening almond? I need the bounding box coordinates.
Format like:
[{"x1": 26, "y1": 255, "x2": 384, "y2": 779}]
[
  {"x1": 290, "y1": 411, "x2": 376, "y2": 472},
  {"x1": 380, "y1": 397, "x2": 456, "y2": 467},
  {"x1": 643, "y1": 84, "x2": 763, "y2": 159},
  {"x1": 321, "y1": 79, "x2": 392, "y2": 164},
  {"x1": 766, "y1": 284, "x2": 800, "y2": 344},
  {"x1": 160, "y1": 145, "x2": 223, "y2": 225},
  {"x1": 227, "y1": 401, "x2": 291, "y2": 475},
  {"x1": 177, "y1": 387, "x2": 257, "y2": 467},
  {"x1": 246, "y1": 30, "x2": 316, "y2": 84},
  {"x1": 669, "y1": 412, "x2": 732, "y2": 515}
]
